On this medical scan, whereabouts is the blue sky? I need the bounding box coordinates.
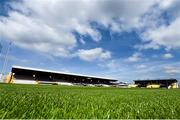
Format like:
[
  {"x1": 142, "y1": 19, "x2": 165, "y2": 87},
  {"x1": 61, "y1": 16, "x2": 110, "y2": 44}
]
[{"x1": 1, "y1": 0, "x2": 180, "y2": 82}]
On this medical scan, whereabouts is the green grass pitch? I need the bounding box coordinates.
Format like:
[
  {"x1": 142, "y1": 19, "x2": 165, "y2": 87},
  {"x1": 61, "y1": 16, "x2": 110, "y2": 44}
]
[{"x1": 0, "y1": 83, "x2": 180, "y2": 119}]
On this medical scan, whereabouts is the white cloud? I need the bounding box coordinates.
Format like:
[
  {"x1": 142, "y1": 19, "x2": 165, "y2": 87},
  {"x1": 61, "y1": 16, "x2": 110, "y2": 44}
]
[
  {"x1": 163, "y1": 53, "x2": 174, "y2": 59},
  {"x1": 0, "y1": 54, "x2": 28, "y2": 64},
  {"x1": 0, "y1": 12, "x2": 76, "y2": 57},
  {"x1": 0, "y1": 0, "x2": 157, "y2": 57},
  {"x1": 142, "y1": 17, "x2": 180, "y2": 50},
  {"x1": 134, "y1": 42, "x2": 160, "y2": 50},
  {"x1": 136, "y1": 64, "x2": 147, "y2": 69},
  {"x1": 127, "y1": 52, "x2": 141, "y2": 62},
  {"x1": 158, "y1": 0, "x2": 180, "y2": 16},
  {"x1": 79, "y1": 38, "x2": 86, "y2": 45},
  {"x1": 77, "y1": 48, "x2": 111, "y2": 62},
  {"x1": 2, "y1": 0, "x2": 179, "y2": 59},
  {"x1": 97, "y1": 58, "x2": 180, "y2": 81},
  {"x1": 98, "y1": 59, "x2": 121, "y2": 70},
  {"x1": 164, "y1": 66, "x2": 180, "y2": 74},
  {"x1": 137, "y1": 0, "x2": 180, "y2": 50},
  {"x1": 159, "y1": 0, "x2": 176, "y2": 9}
]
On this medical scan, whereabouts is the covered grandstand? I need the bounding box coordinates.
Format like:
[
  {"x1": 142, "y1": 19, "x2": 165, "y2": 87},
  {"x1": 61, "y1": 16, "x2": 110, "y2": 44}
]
[
  {"x1": 134, "y1": 79, "x2": 179, "y2": 88},
  {"x1": 6, "y1": 66, "x2": 118, "y2": 86}
]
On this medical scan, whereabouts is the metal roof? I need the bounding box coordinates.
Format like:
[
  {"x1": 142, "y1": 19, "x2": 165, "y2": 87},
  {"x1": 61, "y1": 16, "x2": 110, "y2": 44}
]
[
  {"x1": 134, "y1": 79, "x2": 177, "y2": 82},
  {"x1": 12, "y1": 65, "x2": 118, "y2": 81}
]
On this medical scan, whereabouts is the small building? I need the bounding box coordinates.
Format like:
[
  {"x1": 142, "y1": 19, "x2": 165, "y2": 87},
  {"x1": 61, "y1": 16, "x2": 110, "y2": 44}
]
[
  {"x1": 134, "y1": 79, "x2": 179, "y2": 88},
  {"x1": 6, "y1": 66, "x2": 118, "y2": 86}
]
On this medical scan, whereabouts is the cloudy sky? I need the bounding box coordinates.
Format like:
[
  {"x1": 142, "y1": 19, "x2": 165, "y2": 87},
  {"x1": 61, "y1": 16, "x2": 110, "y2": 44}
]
[{"x1": 0, "y1": 0, "x2": 180, "y2": 82}]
